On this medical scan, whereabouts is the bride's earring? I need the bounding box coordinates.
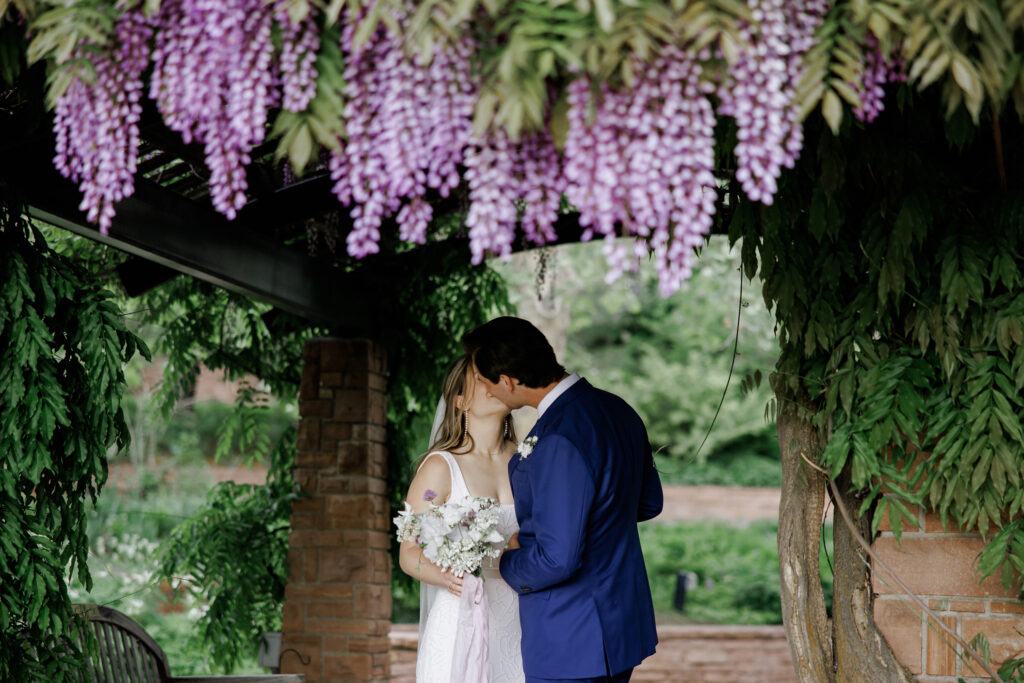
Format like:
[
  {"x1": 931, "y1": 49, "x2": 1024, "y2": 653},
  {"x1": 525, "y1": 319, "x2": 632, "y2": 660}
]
[
  {"x1": 503, "y1": 416, "x2": 511, "y2": 440},
  {"x1": 461, "y1": 410, "x2": 468, "y2": 440}
]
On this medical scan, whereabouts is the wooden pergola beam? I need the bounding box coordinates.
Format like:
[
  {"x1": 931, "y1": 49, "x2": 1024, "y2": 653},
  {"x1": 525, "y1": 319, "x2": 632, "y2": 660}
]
[{"x1": 12, "y1": 151, "x2": 370, "y2": 329}]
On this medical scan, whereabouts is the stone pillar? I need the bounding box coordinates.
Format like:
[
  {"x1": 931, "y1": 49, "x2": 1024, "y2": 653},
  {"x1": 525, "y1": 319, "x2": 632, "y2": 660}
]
[
  {"x1": 873, "y1": 506, "x2": 1023, "y2": 681},
  {"x1": 280, "y1": 338, "x2": 391, "y2": 683}
]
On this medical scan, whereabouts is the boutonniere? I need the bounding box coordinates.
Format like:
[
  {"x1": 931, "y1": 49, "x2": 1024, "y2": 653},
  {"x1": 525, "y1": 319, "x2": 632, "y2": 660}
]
[{"x1": 517, "y1": 436, "x2": 539, "y2": 460}]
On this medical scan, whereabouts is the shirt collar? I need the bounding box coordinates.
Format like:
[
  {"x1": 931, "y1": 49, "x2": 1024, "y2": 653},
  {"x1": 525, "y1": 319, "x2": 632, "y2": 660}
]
[{"x1": 537, "y1": 372, "x2": 581, "y2": 418}]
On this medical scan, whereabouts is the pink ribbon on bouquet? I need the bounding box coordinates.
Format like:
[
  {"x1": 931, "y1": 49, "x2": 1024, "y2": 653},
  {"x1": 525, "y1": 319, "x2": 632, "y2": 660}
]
[{"x1": 451, "y1": 573, "x2": 489, "y2": 682}]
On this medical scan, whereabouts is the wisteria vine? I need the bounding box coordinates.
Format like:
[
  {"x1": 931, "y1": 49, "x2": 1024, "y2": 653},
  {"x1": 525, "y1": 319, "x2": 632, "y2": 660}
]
[
  {"x1": 854, "y1": 34, "x2": 906, "y2": 123},
  {"x1": 48, "y1": 0, "x2": 902, "y2": 295},
  {"x1": 278, "y1": 7, "x2": 320, "y2": 114},
  {"x1": 53, "y1": 8, "x2": 152, "y2": 233},
  {"x1": 327, "y1": 8, "x2": 477, "y2": 257},
  {"x1": 565, "y1": 48, "x2": 718, "y2": 294},
  {"x1": 149, "y1": 0, "x2": 277, "y2": 219},
  {"x1": 717, "y1": 0, "x2": 828, "y2": 205}
]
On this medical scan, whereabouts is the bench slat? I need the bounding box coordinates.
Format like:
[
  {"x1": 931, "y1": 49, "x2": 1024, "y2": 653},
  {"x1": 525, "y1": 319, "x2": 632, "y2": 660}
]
[{"x1": 96, "y1": 622, "x2": 118, "y2": 683}]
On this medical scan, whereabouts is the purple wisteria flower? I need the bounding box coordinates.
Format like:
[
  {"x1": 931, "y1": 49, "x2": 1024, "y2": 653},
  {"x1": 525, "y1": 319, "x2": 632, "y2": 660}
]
[
  {"x1": 330, "y1": 12, "x2": 476, "y2": 258},
  {"x1": 277, "y1": 4, "x2": 319, "y2": 113},
  {"x1": 854, "y1": 34, "x2": 905, "y2": 123},
  {"x1": 149, "y1": 0, "x2": 277, "y2": 220},
  {"x1": 718, "y1": 0, "x2": 828, "y2": 206},
  {"x1": 53, "y1": 8, "x2": 152, "y2": 234},
  {"x1": 423, "y1": 489, "x2": 438, "y2": 502},
  {"x1": 564, "y1": 47, "x2": 718, "y2": 294}
]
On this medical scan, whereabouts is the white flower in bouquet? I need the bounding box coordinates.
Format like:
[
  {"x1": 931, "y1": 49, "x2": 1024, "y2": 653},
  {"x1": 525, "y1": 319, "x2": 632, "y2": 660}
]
[{"x1": 393, "y1": 493, "x2": 506, "y2": 577}]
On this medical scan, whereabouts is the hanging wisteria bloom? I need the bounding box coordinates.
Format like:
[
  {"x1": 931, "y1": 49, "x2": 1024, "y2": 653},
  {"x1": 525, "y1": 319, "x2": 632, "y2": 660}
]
[
  {"x1": 149, "y1": 0, "x2": 277, "y2": 219},
  {"x1": 53, "y1": 8, "x2": 152, "y2": 234},
  {"x1": 464, "y1": 126, "x2": 564, "y2": 263},
  {"x1": 718, "y1": 0, "x2": 827, "y2": 205},
  {"x1": 277, "y1": 4, "x2": 320, "y2": 113},
  {"x1": 854, "y1": 34, "x2": 906, "y2": 122},
  {"x1": 329, "y1": 13, "x2": 476, "y2": 257},
  {"x1": 464, "y1": 131, "x2": 520, "y2": 263},
  {"x1": 565, "y1": 48, "x2": 718, "y2": 295}
]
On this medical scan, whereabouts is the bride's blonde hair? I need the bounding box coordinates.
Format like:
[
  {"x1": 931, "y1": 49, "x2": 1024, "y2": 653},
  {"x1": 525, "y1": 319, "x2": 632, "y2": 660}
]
[{"x1": 415, "y1": 354, "x2": 516, "y2": 470}]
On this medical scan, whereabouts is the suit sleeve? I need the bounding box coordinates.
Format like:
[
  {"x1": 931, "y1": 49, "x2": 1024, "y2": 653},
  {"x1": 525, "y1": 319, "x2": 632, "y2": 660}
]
[
  {"x1": 500, "y1": 434, "x2": 595, "y2": 594},
  {"x1": 637, "y1": 429, "x2": 663, "y2": 522}
]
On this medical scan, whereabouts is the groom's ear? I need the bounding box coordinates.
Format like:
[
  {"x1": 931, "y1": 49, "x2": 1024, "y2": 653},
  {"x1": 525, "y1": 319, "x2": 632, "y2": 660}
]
[{"x1": 499, "y1": 374, "x2": 519, "y2": 393}]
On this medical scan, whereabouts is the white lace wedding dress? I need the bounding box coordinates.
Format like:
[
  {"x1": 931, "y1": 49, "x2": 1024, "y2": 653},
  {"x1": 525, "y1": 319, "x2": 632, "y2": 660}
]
[{"x1": 416, "y1": 451, "x2": 525, "y2": 683}]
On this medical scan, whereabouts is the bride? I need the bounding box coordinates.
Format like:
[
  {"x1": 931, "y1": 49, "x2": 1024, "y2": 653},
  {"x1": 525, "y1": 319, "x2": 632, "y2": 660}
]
[{"x1": 399, "y1": 354, "x2": 526, "y2": 682}]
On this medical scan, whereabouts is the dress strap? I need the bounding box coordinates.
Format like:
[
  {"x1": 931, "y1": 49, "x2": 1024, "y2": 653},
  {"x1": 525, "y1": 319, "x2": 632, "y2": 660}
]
[{"x1": 419, "y1": 450, "x2": 471, "y2": 501}]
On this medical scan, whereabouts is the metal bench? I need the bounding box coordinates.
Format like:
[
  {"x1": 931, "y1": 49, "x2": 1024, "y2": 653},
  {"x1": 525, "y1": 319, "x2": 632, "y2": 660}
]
[{"x1": 73, "y1": 604, "x2": 304, "y2": 683}]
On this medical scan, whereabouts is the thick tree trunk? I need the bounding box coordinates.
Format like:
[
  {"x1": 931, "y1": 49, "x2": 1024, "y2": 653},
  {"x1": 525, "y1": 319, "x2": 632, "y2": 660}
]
[
  {"x1": 831, "y1": 473, "x2": 915, "y2": 683},
  {"x1": 777, "y1": 387, "x2": 917, "y2": 682},
  {"x1": 777, "y1": 394, "x2": 835, "y2": 682}
]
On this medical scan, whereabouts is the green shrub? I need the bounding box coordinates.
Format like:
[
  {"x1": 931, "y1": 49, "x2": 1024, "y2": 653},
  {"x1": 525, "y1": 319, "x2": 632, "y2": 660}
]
[
  {"x1": 158, "y1": 400, "x2": 297, "y2": 464},
  {"x1": 639, "y1": 520, "x2": 834, "y2": 625}
]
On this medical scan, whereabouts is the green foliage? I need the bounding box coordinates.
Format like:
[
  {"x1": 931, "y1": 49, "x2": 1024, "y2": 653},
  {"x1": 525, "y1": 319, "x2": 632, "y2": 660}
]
[
  {"x1": 132, "y1": 276, "x2": 316, "y2": 421},
  {"x1": 669, "y1": 451, "x2": 782, "y2": 488},
  {"x1": 0, "y1": 194, "x2": 145, "y2": 680},
  {"x1": 157, "y1": 399, "x2": 297, "y2": 465},
  {"x1": 214, "y1": 383, "x2": 275, "y2": 463},
  {"x1": 153, "y1": 428, "x2": 300, "y2": 673},
  {"x1": 639, "y1": 520, "x2": 834, "y2": 625},
  {"x1": 959, "y1": 632, "x2": 1024, "y2": 683},
  {"x1": 997, "y1": 655, "x2": 1024, "y2": 682},
  {"x1": 728, "y1": 91, "x2": 1024, "y2": 595}
]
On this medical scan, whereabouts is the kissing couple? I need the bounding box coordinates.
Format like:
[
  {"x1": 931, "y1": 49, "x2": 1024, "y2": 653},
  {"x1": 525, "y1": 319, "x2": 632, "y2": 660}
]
[{"x1": 398, "y1": 316, "x2": 663, "y2": 683}]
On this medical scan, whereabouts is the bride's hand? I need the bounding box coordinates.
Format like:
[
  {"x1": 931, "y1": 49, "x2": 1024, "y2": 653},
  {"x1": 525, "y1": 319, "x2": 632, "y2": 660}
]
[
  {"x1": 443, "y1": 573, "x2": 463, "y2": 597},
  {"x1": 506, "y1": 533, "x2": 520, "y2": 550}
]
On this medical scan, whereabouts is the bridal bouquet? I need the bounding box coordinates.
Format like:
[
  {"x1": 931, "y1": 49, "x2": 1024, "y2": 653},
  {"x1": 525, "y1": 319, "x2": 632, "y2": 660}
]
[{"x1": 394, "y1": 494, "x2": 505, "y2": 577}]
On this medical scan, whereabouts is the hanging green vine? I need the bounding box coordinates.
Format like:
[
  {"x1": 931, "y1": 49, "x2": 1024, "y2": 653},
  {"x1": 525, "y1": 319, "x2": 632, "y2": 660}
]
[
  {"x1": 0, "y1": 191, "x2": 147, "y2": 680},
  {"x1": 153, "y1": 426, "x2": 300, "y2": 673},
  {"x1": 729, "y1": 89, "x2": 1024, "y2": 596}
]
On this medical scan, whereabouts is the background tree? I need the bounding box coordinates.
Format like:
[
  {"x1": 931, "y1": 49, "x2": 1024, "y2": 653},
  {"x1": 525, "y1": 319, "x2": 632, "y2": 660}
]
[{"x1": 497, "y1": 239, "x2": 782, "y2": 485}]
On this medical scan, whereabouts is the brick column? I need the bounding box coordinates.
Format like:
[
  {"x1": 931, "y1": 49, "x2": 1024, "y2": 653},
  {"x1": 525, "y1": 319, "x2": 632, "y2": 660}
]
[
  {"x1": 280, "y1": 338, "x2": 391, "y2": 683},
  {"x1": 872, "y1": 506, "x2": 1023, "y2": 681}
]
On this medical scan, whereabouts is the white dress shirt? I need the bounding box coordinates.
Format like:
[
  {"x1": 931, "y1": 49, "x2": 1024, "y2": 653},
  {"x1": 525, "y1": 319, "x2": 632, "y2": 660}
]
[{"x1": 536, "y1": 372, "x2": 581, "y2": 418}]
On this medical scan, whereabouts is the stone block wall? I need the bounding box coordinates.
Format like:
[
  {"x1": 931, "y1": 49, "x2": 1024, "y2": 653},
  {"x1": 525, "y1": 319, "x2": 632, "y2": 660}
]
[
  {"x1": 280, "y1": 338, "x2": 391, "y2": 683},
  {"x1": 873, "y1": 506, "x2": 1023, "y2": 681}
]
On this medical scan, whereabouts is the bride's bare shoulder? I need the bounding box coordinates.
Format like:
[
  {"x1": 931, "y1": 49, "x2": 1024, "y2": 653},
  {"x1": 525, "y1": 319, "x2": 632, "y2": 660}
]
[{"x1": 407, "y1": 452, "x2": 452, "y2": 507}]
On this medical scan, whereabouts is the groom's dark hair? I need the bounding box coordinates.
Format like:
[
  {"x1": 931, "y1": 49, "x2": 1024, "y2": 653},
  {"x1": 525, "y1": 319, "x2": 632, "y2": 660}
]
[{"x1": 462, "y1": 317, "x2": 565, "y2": 388}]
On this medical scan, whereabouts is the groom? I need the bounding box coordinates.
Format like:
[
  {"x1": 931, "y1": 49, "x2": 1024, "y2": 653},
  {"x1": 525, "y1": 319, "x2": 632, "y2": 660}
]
[{"x1": 463, "y1": 316, "x2": 662, "y2": 683}]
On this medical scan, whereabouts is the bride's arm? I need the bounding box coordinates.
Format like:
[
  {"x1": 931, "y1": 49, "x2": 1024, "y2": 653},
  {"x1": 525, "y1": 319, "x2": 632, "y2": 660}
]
[{"x1": 398, "y1": 455, "x2": 464, "y2": 595}]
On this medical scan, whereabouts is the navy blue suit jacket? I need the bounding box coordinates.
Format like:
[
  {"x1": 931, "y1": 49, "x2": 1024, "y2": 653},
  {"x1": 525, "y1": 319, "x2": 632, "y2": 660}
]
[{"x1": 499, "y1": 378, "x2": 662, "y2": 679}]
